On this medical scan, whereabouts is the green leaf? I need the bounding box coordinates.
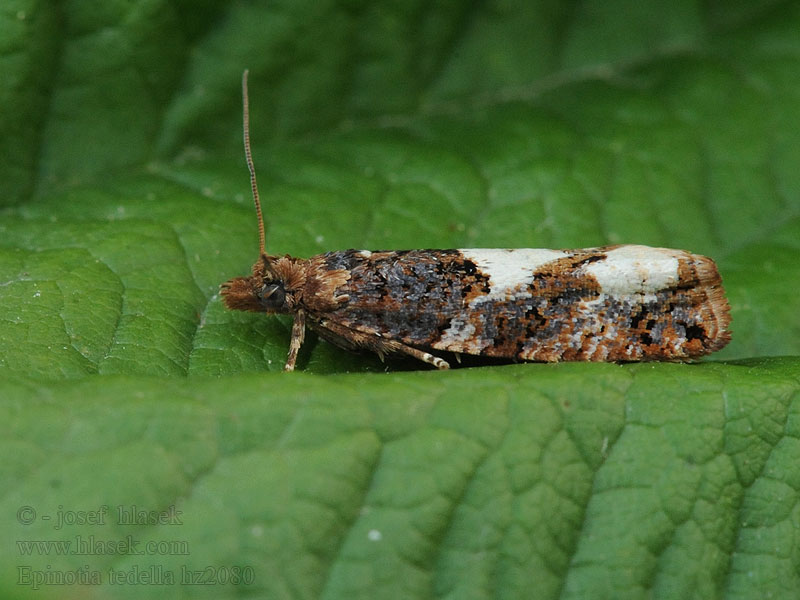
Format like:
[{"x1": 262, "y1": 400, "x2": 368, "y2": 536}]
[
  {"x1": 1, "y1": 1, "x2": 800, "y2": 598},
  {"x1": 2, "y1": 359, "x2": 800, "y2": 599}
]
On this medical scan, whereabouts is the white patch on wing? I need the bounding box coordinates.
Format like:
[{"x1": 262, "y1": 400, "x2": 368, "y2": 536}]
[
  {"x1": 438, "y1": 319, "x2": 477, "y2": 349},
  {"x1": 459, "y1": 248, "x2": 567, "y2": 302},
  {"x1": 583, "y1": 245, "x2": 681, "y2": 295}
]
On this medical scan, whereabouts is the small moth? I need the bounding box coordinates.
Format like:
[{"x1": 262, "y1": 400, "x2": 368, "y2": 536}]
[{"x1": 221, "y1": 71, "x2": 731, "y2": 372}]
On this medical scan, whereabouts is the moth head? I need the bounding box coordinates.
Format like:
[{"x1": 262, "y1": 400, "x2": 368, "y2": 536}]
[
  {"x1": 220, "y1": 255, "x2": 305, "y2": 314},
  {"x1": 255, "y1": 280, "x2": 286, "y2": 312}
]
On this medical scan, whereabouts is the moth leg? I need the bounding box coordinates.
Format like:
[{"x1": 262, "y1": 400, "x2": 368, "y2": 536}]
[
  {"x1": 309, "y1": 318, "x2": 450, "y2": 370},
  {"x1": 284, "y1": 309, "x2": 306, "y2": 372},
  {"x1": 383, "y1": 340, "x2": 450, "y2": 370}
]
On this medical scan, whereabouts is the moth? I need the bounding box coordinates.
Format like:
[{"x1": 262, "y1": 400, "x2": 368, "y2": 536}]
[{"x1": 221, "y1": 71, "x2": 732, "y2": 372}]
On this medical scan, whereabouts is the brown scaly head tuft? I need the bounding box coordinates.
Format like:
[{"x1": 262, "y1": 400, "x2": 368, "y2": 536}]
[
  {"x1": 220, "y1": 276, "x2": 262, "y2": 312},
  {"x1": 220, "y1": 255, "x2": 269, "y2": 313},
  {"x1": 220, "y1": 254, "x2": 309, "y2": 315}
]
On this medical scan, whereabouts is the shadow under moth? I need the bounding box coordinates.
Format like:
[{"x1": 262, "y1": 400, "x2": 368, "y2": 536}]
[{"x1": 221, "y1": 71, "x2": 731, "y2": 372}]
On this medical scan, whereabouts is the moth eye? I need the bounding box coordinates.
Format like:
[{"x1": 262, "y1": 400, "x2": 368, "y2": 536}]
[{"x1": 258, "y1": 283, "x2": 286, "y2": 310}]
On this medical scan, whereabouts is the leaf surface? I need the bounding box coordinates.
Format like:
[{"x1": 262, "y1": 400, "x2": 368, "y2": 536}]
[{"x1": 1, "y1": 1, "x2": 799, "y2": 598}]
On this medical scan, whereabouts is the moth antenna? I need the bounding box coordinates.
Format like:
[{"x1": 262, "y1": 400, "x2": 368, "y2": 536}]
[{"x1": 242, "y1": 69, "x2": 266, "y2": 256}]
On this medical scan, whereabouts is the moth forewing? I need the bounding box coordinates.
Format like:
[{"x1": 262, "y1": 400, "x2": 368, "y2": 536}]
[{"x1": 220, "y1": 72, "x2": 732, "y2": 372}]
